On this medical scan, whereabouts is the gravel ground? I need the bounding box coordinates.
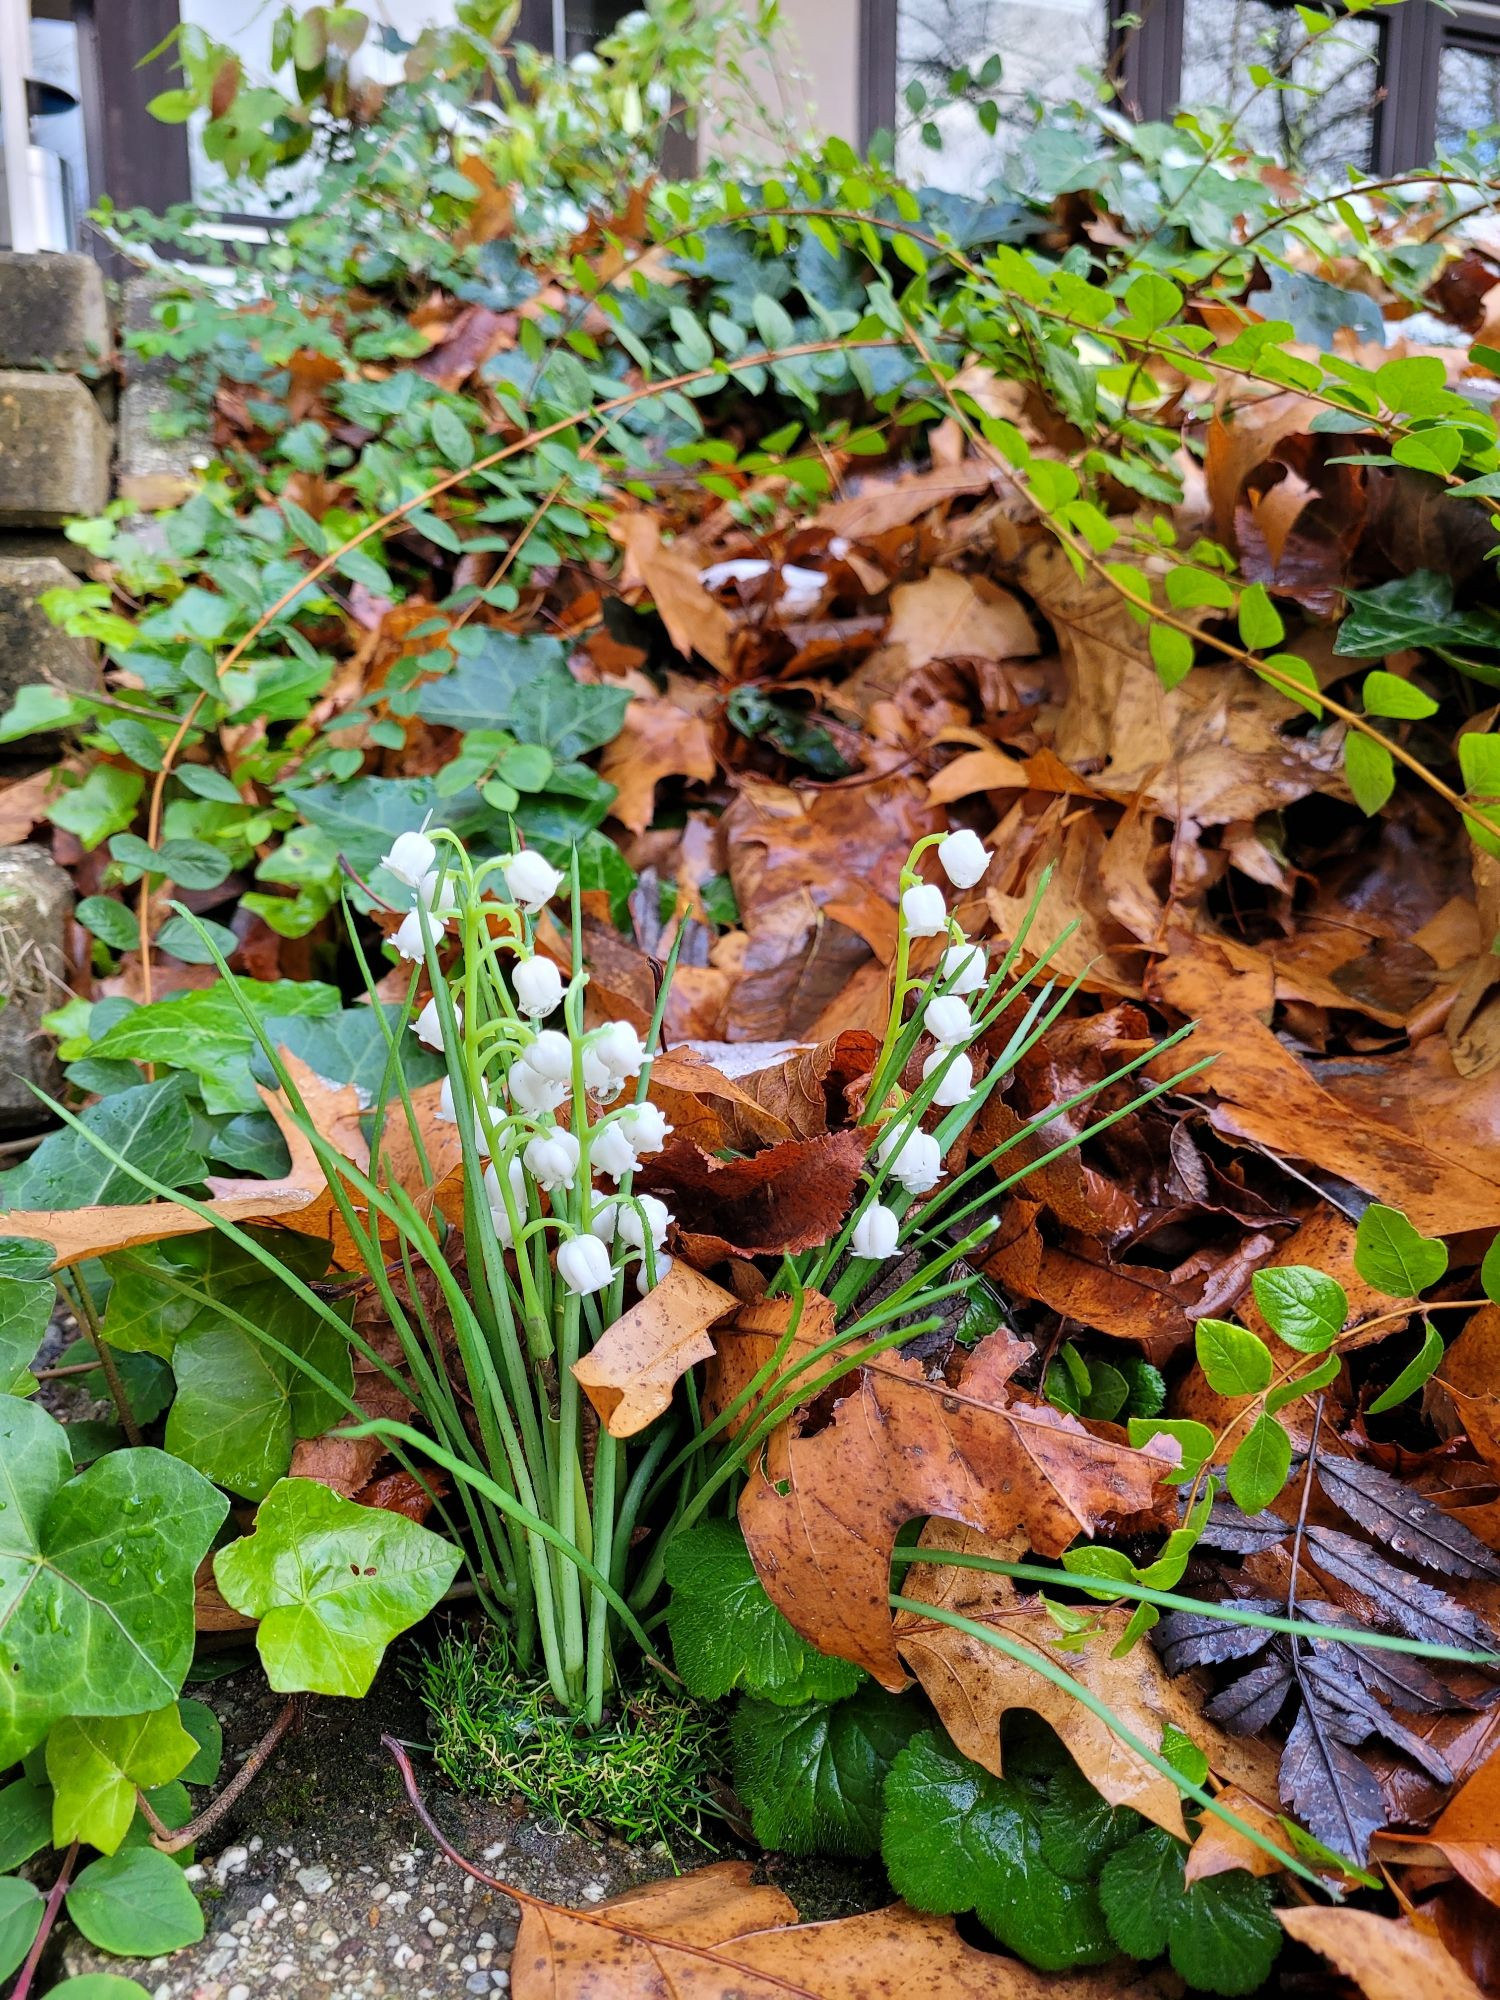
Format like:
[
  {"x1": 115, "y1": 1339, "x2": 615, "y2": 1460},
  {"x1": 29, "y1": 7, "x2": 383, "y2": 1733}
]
[{"x1": 53, "y1": 1658, "x2": 682, "y2": 2000}]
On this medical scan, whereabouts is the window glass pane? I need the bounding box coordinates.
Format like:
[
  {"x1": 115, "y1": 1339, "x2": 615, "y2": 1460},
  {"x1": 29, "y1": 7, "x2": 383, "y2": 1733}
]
[
  {"x1": 562, "y1": 0, "x2": 635, "y2": 62},
  {"x1": 894, "y1": 0, "x2": 1106, "y2": 192},
  {"x1": 1178, "y1": 0, "x2": 1380, "y2": 180},
  {"x1": 27, "y1": 16, "x2": 88, "y2": 246},
  {"x1": 1437, "y1": 43, "x2": 1500, "y2": 158}
]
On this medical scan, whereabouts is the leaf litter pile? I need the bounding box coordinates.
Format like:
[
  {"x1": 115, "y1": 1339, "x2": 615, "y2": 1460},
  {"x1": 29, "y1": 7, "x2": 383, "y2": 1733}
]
[{"x1": 16, "y1": 110, "x2": 1500, "y2": 2000}]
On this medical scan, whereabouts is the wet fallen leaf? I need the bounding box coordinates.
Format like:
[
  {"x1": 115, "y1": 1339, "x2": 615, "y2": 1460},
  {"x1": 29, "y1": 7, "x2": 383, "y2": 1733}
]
[
  {"x1": 599, "y1": 694, "x2": 718, "y2": 835},
  {"x1": 1279, "y1": 1907, "x2": 1486, "y2": 2000},
  {"x1": 572, "y1": 1259, "x2": 739, "y2": 1438},
  {"x1": 614, "y1": 512, "x2": 732, "y2": 674},
  {"x1": 637, "y1": 1129, "x2": 869, "y2": 1261},
  {"x1": 883, "y1": 569, "x2": 1039, "y2": 670},
  {"x1": 1428, "y1": 1745, "x2": 1500, "y2": 1904}
]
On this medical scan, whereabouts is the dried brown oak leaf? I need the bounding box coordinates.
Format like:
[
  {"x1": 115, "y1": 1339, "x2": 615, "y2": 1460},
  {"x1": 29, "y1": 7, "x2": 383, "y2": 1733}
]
[
  {"x1": 1279, "y1": 1908, "x2": 1485, "y2": 2000},
  {"x1": 509, "y1": 1859, "x2": 1177, "y2": 2000},
  {"x1": 721, "y1": 1300, "x2": 1174, "y2": 1688},
  {"x1": 894, "y1": 1523, "x2": 1278, "y2": 1839},
  {"x1": 634, "y1": 1129, "x2": 869, "y2": 1262}
]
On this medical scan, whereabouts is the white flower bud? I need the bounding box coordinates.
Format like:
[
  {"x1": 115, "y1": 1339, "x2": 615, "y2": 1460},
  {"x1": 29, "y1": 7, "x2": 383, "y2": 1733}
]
[
  {"x1": 619, "y1": 1101, "x2": 671, "y2": 1156},
  {"x1": 507, "y1": 1058, "x2": 567, "y2": 1115},
  {"x1": 502, "y1": 849, "x2": 563, "y2": 911},
  {"x1": 413, "y1": 995, "x2": 458, "y2": 1051},
  {"x1": 513, "y1": 955, "x2": 564, "y2": 1018},
  {"x1": 901, "y1": 884, "x2": 947, "y2": 937},
  {"x1": 923, "y1": 1047, "x2": 973, "y2": 1107},
  {"x1": 616, "y1": 1193, "x2": 672, "y2": 1252},
  {"x1": 591, "y1": 1123, "x2": 641, "y2": 1182},
  {"x1": 558, "y1": 1233, "x2": 613, "y2": 1296},
  {"x1": 924, "y1": 994, "x2": 973, "y2": 1047},
  {"x1": 437, "y1": 1075, "x2": 457, "y2": 1124},
  {"x1": 413, "y1": 869, "x2": 457, "y2": 915},
  {"x1": 524, "y1": 1127, "x2": 580, "y2": 1191},
  {"x1": 851, "y1": 1202, "x2": 900, "y2": 1260},
  {"x1": 591, "y1": 1020, "x2": 645, "y2": 1080},
  {"x1": 940, "y1": 941, "x2": 987, "y2": 997},
  {"x1": 590, "y1": 1198, "x2": 620, "y2": 1243},
  {"x1": 878, "y1": 1125, "x2": 942, "y2": 1195},
  {"x1": 381, "y1": 828, "x2": 436, "y2": 888},
  {"x1": 526, "y1": 1029, "x2": 575, "y2": 1082},
  {"x1": 938, "y1": 828, "x2": 990, "y2": 889}
]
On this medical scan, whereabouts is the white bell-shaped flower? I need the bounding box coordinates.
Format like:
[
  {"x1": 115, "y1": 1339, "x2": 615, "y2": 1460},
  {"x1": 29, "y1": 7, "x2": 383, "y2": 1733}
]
[
  {"x1": 851, "y1": 1202, "x2": 900, "y2": 1260},
  {"x1": 413, "y1": 995, "x2": 458, "y2": 1052},
  {"x1": 558, "y1": 1234, "x2": 613, "y2": 1296},
  {"x1": 582, "y1": 1045, "x2": 618, "y2": 1098},
  {"x1": 616, "y1": 1193, "x2": 672, "y2": 1252},
  {"x1": 381, "y1": 828, "x2": 435, "y2": 889},
  {"x1": 526, "y1": 1029, "x2": 575, "y2": 1082},
  {"x1": 878, "y1": 1124, "x2": 942, "y2": 1194},
  {"x1": 591, "y1": 1122, "x2": 641, "y2": 1182},
  {"x1": 513, "y1": 955, "x2": 563, "y2": 1018},
  {"x1": 618, "y1": 1101, "x2": 671, "y2": 1156},
  {"x1": 436, "y1": 1075, "x2": 458, "y2": 1124},
  {"x1": 413, "y1": 868, "x2": 457, "y2": 915},
  {"x1": 502, "y1": 850, "x2": 563, "y2": 911},
  {"x1": 507, "y1": 1057, "x2": 567, "y2": 1115},
  {"x1": 938, "y1": 829, "x2": 990, "y2": 889},
  {"x1": 634, "y1": 1252, "x2": 673, "y2": 1294},
  {"x1": 394, "y1": 906, "x2": 444, "y2": 961},
  {"x1": 901, "y1": 884, "x2": 947, "y2": 937},
  {"x1": 923, "y1": 1047, "x2": 973, "y2": 1107},
  {"x1": 923, "y1": 994, "x2": 973, "y2": 1047},
  {"x1": 591, "y1": 1020, "x2": 645, "y2": 1080},
  {"x1": 939, "y1": 941, "x2": 987, "y2": 997},
  {"x1": 483, "y1": 1154, "x2": 526, "y2": 1244},
  {"x1": 589, "y1": 1198, "x2": 620, "y2": 1244},
  {"x1": 524, "y1": 1127, "x2": 580, "y2": 1191}
]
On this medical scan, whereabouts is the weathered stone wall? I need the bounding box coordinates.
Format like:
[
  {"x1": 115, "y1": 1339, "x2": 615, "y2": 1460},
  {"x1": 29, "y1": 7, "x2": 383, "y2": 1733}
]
[{"x1": 0, "y1": 251, "x2": 112, "y2": 1127}]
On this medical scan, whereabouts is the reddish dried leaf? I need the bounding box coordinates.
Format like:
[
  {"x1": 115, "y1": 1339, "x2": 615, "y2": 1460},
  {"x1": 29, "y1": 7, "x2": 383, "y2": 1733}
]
[{"x1": 636, "y1": 1129, "x2": 869, "y2": 1261}]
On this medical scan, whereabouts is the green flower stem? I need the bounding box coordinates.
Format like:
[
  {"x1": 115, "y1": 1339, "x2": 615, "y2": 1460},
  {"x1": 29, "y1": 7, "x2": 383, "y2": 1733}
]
[
  {"x1": 60, "y1": 1267, "x2": 140, "y2": 1447},
  {"x1": 887, "y1": 1592, "x2": 1328, "y2": 1888},
  {"x1": 888, "y1": 1548, "x2": 1500, "y2": 1665}
]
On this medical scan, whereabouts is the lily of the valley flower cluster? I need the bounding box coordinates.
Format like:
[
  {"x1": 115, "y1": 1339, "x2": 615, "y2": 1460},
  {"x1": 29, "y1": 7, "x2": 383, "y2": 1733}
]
[
  {"x1": 380, "y1": 826, "x2": 673, "y2": 1300},
  {"x1": 850, "y1": 828, "x2": 994, "y2": 1264}
]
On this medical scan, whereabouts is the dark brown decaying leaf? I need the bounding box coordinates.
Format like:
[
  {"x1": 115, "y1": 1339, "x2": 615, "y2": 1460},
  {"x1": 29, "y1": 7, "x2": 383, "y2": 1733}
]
[
  {"x1": 1314, "y1": 1456, "x2": 1500, "y2": 1582},
  {"x1": 634, "y1": 1129, "x2": 870, "y2": 1261},
  {"x1": 1280, "y1": 1703, "x2": 1390, "y2": 1867},
  {"x1": 1304, "y1": 1527, "x2": 1500, "y2": 1654}
]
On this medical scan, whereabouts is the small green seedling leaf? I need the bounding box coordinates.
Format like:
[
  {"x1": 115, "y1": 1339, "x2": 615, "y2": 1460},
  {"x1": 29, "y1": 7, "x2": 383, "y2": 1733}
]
[
  {"x1": 1195, "y1": 1320, "x2": 1272, "y2": 1397},
  {"x1": 1251, "y1": 1267, "x2": 1347, "y2": 1353},
  {"x1": 67, "y1": 1847, "x2": 204, "y2": 1957},
  {"x1": 1367, "y1": 1322, "x2": 1444, "y2": 1416},
  {"x1": 1354, "y1": 1204, "x2": 1448, "y2": 1298},
  {"x1": 1227, "y1": 1415, "x2": 1292, "y2": 1514}
]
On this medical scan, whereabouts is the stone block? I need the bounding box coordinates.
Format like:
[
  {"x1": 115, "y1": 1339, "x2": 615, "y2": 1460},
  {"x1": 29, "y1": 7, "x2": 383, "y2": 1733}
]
[
  {"x1": 0, "y1": 253, "x2": 110, "y2": 372},
  {"x1": 0, "y1": 373, "x2": 111, "y2": 526},
  {"x1": 118, "y1": 275, "x2": 208, "y2": 510},
  {"x1": 0, "y1": 555, "x2": 98, "y2": 711},
  {"x1": 0, "y1": 843, "x2": 69, "y2": 1129}
]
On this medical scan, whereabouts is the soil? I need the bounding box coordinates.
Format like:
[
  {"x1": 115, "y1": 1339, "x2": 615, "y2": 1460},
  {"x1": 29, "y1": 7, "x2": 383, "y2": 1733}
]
[{"x1": 50, "y1": 1645, "x2": 881, "y2": 2000}]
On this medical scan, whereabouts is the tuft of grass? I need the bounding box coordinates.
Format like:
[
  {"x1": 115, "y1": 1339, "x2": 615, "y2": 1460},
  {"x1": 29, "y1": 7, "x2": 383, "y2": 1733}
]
[{"x1": 417, "y1": 1627, "x2": 728, "y2": 1855}]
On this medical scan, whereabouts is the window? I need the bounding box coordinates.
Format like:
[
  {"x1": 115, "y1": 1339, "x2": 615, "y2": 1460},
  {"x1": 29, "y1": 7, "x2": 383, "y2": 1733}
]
[
  {"x1": 893, "y1": 0, "x2": 1107, "y2": 189},
  {"x1": 1435, "y1": 3, "x2": 1500, "y2": 159},
  {"x1": 1177, "y1": 0, "x2": 1382, "y2": 179}
]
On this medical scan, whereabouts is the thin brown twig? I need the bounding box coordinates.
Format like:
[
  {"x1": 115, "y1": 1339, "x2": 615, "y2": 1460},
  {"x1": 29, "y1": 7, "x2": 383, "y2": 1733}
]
[
  {"x1": 144, "y1": 1695, "x2": 304, "y2": 1856},
  {"x1": 9, "y1": 1840, "x2": 78, "y2": 2000}
]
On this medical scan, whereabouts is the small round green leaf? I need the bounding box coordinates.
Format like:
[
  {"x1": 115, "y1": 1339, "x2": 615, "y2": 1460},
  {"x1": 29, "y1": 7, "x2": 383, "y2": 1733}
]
[
  {"x1": 1353, "y1": 1204, "x2": 1448, "y2": 1298},
  {"x1": 0, "y1": 1874, "x2": 43, "y2": 1983},
  {"x1": 1227, "y1": 1415, "x2": 1292, "y2": 1515},
  {"x1": 1195, "y1": 1320, "x2": 1273, "y2": 1397},
  {"x1": 1362, "y1": 670, "x2": 1438, "y2": 720},
  {"x1": 1251, "y1": 1267, "x2": 1348, "y2": 1353},
  {"x1": 1367, "y1": 1321, "x2": 1444, "y2": 1416},
  {"x1": 67, "y1": 1846, "x2": 204, "y2": 1957}
]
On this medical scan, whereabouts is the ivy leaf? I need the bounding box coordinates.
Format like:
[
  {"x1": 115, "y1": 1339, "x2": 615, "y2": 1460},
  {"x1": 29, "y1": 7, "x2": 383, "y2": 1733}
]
[
  {"x1": 87, "y1": 979, "x2": 341, "y2": 1118},
  {"x1": 1251, "y1": 1267, "x2": 1347, "y2": 1353},
  {"x1": 0, "y1": 1076, "x2": 204, "y2": 1210},
  {"x1": 46, "y1": 1980, "x2": 155, "y2": 1997},
  {"x1": 213, "y1": 1478, "x2": 462, "y2": 1697},
  {"x1": 0, "y1": 1264, "x2": 54, "y2": 1392},
  {"x1": 0, "y1": 1775, "x2": 51, "y2": 1872},
  {"x1": 47, "y1": 1706, "x2": 198, "y2": 1854},
  {"x1": 177, "y1": 1697, "x2": 223, "y2": 1786},
  {"x1": 1195, "y1": 1319, "x2": 1272, "y2": 1396},
  {"x1": 882, "y1": 1732, "x2": 1114, "y2": 1971},
  {"x1": 1353, "y1": 1203, "x2": 1448, "y2": 1297},
  {"x1": 1227, "y1": 1415, "x2": 1292, "y2": 1514},
  {"x1": 729, "y1": 1686, "x2": 922, "y2": 1857},
  {"x1": 66, "y1": 1847, "x2": 204, "y2": 1957},
  {"x1": 0, "y1": 1401, "x2": 228, "y2": 1767},
  {"x1": 664, "y1": 1520, "x2": 862, "y2": 1705},
  {"x1": 0, "y1": 1876, "x2": 43, "y2": 1984}
]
